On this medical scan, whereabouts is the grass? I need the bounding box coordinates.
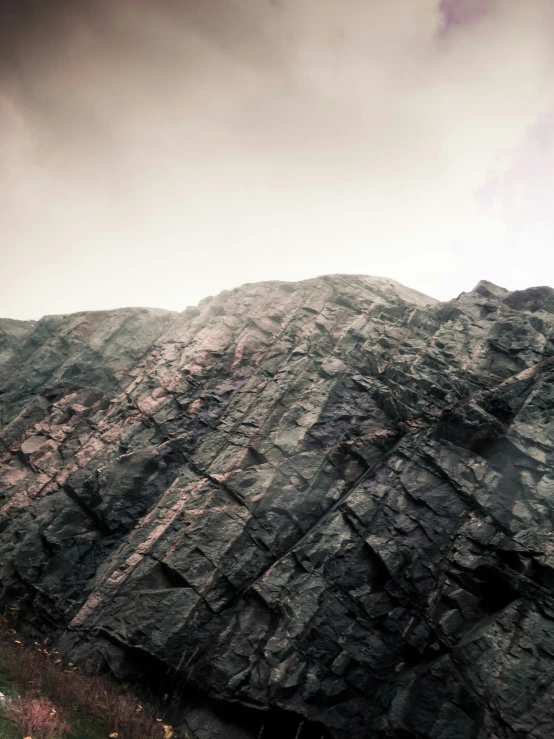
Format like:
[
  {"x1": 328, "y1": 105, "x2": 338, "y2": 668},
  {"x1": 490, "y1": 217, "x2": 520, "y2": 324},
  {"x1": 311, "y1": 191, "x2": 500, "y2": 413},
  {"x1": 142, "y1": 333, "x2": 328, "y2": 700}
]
[
  {"x1": 5, "y1": 694, "x2": 70, "y2": 738},
  {"x1": 0, "y1": 615, "x2": 182, "y2": 739},
  {"x1": 0, "y1": 714, "x2": 20, "y2": 739},
  {"x1": 0, "y1": 670, "x2": 21, "y2": 738}
]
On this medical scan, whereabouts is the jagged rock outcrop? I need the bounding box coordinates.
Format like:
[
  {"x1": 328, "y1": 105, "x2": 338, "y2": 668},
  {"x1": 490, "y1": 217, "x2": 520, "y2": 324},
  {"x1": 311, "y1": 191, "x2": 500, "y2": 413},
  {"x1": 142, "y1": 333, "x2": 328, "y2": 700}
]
[
  {"x1": 1, "y1": 275, "x2": 554, "y2": 738},
  {"x1": 0, "y1": 317, "x2": 36, "y2": 368}
]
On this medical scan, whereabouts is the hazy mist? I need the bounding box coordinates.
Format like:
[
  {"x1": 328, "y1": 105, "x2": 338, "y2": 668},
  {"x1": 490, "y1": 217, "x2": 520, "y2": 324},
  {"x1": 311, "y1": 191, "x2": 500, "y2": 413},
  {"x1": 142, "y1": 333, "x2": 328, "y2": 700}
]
[{"x1": 1, "y1": 0, "x2": 554, "y2": 318}]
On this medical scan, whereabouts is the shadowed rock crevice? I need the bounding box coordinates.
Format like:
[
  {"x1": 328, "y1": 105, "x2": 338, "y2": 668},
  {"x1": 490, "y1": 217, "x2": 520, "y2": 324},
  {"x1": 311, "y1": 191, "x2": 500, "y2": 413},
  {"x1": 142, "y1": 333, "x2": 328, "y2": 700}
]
[{"x1": 2, "y1": 276, "x2": 554, "y2": 738}]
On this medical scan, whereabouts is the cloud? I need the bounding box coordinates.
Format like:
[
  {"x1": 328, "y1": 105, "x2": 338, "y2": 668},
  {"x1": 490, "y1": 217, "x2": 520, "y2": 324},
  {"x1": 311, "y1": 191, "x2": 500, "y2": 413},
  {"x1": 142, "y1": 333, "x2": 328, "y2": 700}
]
[
  {"x1": 437, "y1": 0, "x2": 493, "y2": 35},
  {"x1": 0, "y1": 0, "x2": 554, "y2": 317}
]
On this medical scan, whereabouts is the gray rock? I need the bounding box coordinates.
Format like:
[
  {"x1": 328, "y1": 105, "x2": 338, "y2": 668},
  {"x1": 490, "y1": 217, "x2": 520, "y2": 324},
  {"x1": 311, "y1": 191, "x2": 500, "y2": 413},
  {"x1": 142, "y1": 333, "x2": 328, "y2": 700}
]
[{"x1": 1, "y1": 275, "x2": 554, "y2": 738}]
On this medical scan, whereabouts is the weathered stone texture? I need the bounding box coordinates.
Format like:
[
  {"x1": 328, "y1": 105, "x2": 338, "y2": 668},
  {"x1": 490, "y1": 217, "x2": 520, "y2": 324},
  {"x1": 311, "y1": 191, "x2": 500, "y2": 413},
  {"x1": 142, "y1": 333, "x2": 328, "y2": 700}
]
[{"x1": 1, "y1": 275, "x2": 554, "y2": 738}]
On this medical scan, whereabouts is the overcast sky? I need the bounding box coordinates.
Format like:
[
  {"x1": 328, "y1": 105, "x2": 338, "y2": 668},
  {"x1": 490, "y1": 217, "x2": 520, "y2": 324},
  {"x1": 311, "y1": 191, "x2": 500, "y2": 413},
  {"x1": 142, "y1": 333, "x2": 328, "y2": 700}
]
[{"x1": 1, "y1": 0, "x2": 554, "y2": 319}]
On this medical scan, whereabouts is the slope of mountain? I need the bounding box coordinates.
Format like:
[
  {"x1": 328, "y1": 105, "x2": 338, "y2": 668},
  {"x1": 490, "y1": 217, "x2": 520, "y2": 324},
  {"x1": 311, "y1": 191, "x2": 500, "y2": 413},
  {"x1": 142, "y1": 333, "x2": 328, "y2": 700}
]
[
  {"x1": 0, "y1": 318, "x2": 36, "y2": 369},
  {"x1": 1, "y1": 275, "x2": 554, "y2": 739}
]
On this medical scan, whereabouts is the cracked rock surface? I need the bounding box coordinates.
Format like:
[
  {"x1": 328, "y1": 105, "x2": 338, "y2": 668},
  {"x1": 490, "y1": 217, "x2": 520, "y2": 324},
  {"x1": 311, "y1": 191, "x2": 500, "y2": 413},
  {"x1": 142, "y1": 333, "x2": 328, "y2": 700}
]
[{"x1": 1, "y1": 275, "x2": 554, "y2": 738}]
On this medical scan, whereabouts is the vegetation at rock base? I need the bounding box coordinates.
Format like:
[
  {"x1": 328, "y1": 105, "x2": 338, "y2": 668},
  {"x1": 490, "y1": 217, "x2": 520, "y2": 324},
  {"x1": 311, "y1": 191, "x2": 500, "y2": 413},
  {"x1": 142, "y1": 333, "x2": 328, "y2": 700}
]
[
  {"x1": 4, "y1": 695, "x2": 70, "y2": 739},
  {"x1": 0, "y1": 614, "x2": 180, "y2": 739}
]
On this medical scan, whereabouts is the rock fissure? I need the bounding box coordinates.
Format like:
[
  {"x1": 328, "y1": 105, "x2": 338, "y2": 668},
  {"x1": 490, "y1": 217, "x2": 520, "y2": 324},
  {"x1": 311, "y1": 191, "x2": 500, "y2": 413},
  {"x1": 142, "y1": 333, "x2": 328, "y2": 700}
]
[{"x1": 2, "y1": 276, "x2": 554, "y2": 738}]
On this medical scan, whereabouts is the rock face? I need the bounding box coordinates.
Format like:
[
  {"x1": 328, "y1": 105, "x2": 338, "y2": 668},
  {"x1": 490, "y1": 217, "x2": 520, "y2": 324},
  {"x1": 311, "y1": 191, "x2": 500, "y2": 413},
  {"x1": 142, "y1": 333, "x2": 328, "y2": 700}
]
[{"x1": 1, "y1": 275, "x2": 554, "y2": 738}]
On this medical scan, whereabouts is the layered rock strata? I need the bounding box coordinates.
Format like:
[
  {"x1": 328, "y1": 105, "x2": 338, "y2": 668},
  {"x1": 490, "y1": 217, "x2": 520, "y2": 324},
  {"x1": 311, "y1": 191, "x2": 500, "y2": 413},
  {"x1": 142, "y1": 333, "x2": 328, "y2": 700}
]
[{"x1": 1, "y1": 276, "x2": 554, "y2": 738}]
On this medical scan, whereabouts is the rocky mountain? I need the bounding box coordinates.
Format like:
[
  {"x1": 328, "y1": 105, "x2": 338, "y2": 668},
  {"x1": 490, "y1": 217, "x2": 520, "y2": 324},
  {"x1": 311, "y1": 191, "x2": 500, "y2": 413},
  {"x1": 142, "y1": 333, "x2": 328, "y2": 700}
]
[
  {"x1": 0, "y1": 317, "x2": 37, "y2": 368},
  {"x1": 1, "y1": 275, "x2": 554, "y2": 739}
]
